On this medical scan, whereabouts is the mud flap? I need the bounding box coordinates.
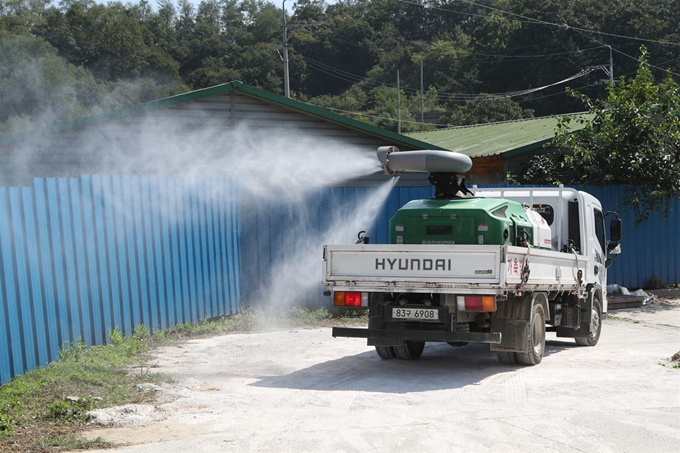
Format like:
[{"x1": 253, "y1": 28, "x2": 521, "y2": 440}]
[
  {"x1": 489, "y1": 293, "x2": 533, "y2": 353},
  {"x1": 490, "y1": 319, "x2": 529, "y2": 352},
  {"x1": 490, "y1": 292, "x2": 550, "y2": 352}
]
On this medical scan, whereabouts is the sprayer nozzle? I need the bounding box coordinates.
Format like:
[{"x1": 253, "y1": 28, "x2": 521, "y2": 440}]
[
  {"x1": 377, "y1": 146, "x2": 401, "y2": 176},
  {"x1": 376, "y1": 146, "x2": 473, "y2": 175}
]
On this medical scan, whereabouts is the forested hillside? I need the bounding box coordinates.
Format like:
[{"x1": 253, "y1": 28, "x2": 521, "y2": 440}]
[{"x1": 1, "y1": 0, "x2": 679, "y2": 135}]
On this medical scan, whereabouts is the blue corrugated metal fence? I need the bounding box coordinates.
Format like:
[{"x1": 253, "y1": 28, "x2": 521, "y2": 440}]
[
  {"x1": 582, "y1": 185, "x2": 680, "y2": 290},
  {"x1": 1, "y1": 180, "x2": 678, "y2": 385},
  {"x1": 0, "y1": 175, "x2": 241, "y2": 384}
]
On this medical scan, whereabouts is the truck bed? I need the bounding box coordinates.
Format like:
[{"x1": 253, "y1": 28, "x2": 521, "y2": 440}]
[{"x1": 323, "y1": 244, "x2": 587, "y2": 295}]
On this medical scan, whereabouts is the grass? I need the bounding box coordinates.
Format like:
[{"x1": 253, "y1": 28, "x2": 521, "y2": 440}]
[
  {"x1": 0, "y1": 327, "x2": 166, "y2": 453},
  {"x1": 0, "y1": 306, "x2": 367, "y2": 452},
  {"x1": 161, "y1": 306, "x2": 368, "y2": 339}
]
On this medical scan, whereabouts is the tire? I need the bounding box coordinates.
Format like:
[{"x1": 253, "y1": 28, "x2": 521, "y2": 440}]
[
  {"x1": 393, "y1": 341, "x2": 425, "y2": 360},
  {"x1": 575, "y1": 297, "x2": 602, "y2": 347},
  {"x1": 516, "y1": 303, "x2": 546, "y2": 366},
  {"x1": 375, "y1": 345, "x2": 397, "y2": 360},
  {"x1": 497, "y1": 351, "x2": 519, "y2": 364}
]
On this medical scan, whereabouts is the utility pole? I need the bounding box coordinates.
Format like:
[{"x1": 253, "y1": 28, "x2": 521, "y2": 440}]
[
  {"x1": 282, "y1": 0, "x2": 290, "y2": 98},
  {"x1": 282, "y1": 3, "x2": 323, "y2": 99},
  {"x1": 397, "y1": 69, "x2": 401, "y2": 134},
  {"x1": 608, "y1": 45, "x2": 614, "y2": 86},
  {"x1": 420, "y1": 59, "x2": 424, "y2": 123}
]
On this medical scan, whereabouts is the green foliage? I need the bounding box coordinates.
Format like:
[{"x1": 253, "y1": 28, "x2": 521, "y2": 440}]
[
  {"x1": 36, "y1": 435, "x2": 113, "y2": 450},
  {"x1": 109, "y1": 327, "x2": 124, "y2": 347},
  {"x1": 0, "y1": 405, "x2": 16, "y2": 437},
  {"x1": 59, "y1": 337, "x2": 87, "y2": 362},
  {"x1": 288, "y1": 306, "x2": 332, "y2": 325},
  {"x1": 2, "y1": 0, "x2": 680, "y2": 135},
  {"x1": 47, "y1": 396, "x2": 94, "y2": 424},
  {"x1": 518, "y1": 47, "x2": 680, "y2": 224}
]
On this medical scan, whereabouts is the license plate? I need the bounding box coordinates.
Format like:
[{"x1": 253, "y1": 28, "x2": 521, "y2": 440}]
[{"x1": 392, "y1": 307, "x2": 439, "y2": 321}]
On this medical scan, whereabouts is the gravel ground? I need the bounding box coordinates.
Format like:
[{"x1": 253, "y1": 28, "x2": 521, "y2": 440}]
[{"x1": 80, "y1": 299, "x2": 680, "y2": 453}]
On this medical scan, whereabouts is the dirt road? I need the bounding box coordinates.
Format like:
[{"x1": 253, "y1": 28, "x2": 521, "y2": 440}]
[{"x1": 82, "y1": 300, "x2": 680, "y2": 453}]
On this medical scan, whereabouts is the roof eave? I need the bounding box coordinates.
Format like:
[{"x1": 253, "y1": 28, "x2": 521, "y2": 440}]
[{"x1": 0, "y1": 80, "x2": 444, "y2": 151}]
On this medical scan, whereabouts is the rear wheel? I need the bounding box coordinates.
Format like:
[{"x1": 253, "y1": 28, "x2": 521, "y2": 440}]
[
  {"x1": 516, "y1": 302, "x2": 546, "y2": 366},
  {"x1": 393, "y1": 341, "x2": 425, "y2": 360},
  {"x1": 575, "y1": 298, "x2": 602, "y2": 346},
  {"x1": 375, "y1": 345, "x2": 397, "y2": 360}
]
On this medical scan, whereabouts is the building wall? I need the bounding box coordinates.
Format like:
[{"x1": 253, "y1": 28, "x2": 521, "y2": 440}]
[{"x1": 465, "y1": 156, "x2": 506, "y2": 185}]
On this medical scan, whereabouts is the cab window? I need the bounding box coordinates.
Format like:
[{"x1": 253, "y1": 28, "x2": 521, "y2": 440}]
[{"x1": 594, "y1": 208, "x2": 606, "y2": 251}]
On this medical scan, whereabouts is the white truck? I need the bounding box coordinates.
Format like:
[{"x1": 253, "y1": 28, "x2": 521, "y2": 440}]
[{"x1": 323, "y1": 147, "x2": 622, "y2": 365}]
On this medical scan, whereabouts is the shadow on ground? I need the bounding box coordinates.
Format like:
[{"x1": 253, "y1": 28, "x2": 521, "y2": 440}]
[{"x1": 250, "y1": 340, "x2": 576, "y2": 394}]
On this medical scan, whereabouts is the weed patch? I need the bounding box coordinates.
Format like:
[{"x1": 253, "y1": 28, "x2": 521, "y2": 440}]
[{"x1": 0, "y1": 327, "x2": 165, "y2": 452}]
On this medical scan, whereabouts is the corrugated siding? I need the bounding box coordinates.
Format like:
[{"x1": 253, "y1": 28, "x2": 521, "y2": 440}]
[
  {"x1": 0, "y1": 175, "x2": 240, "y2": 384},
  {"x1": 581, "y1": 185, "x2": 680, "y2": 289}
]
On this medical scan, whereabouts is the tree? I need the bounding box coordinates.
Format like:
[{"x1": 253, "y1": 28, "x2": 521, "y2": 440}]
[
  {"x1": 0, "y1": 34, "x2": 96, "y2": 127},
  {"x1": 517, "y1": 48, "x2": 680, "y2": 224}
]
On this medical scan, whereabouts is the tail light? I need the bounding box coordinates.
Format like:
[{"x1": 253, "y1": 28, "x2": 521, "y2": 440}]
[
  {"x1": 457, "y1": 295, "x2": 496, "y2": 312},
  {"x1": 333, "y1": 291, "x2": 367, "y2": 307}
]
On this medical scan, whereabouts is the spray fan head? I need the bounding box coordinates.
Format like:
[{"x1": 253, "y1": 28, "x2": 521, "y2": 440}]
[
  {"x1": 377, "y1": 146, "x2": 474, "y2": 199},
  {"x1": 377, "y1": 146, "x2": 472, "y2": 176}
]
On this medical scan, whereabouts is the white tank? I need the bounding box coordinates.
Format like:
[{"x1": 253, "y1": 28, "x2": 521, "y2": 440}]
[{"x1": 525, "y1": 207, "x2": 553, "y2": 250}]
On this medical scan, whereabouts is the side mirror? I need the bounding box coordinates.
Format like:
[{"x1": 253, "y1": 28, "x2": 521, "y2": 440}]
[
  {"x1": 607, "y1": 243, "x2": 621, "y2": 255},
  {"x1": 609, "y1": 218, "x2": 622, "y2": 243}
]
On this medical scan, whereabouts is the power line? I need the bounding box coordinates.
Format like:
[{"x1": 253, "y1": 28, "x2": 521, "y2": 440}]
[
  {"x1": 515, "y1": 83, "x2": 597, "y2": 103},
  {"x1": 395, "y1": 0, "x2": 505, "y2": 21},
  {"x1": 296, "y1": 51, "x2": 598, "y2": 101},
  {"x1": 568, "y1": 26, "x2": 680, "y2": 78},
  {"x1": 449, "y1": 0, "x2": 680, "y2": 47},
  {"x1": 466, "y1": 45, "x2": 605, "y2": 60},
  {"x1": 397, "y1": 0, "x2": 680, "y2": 47}
]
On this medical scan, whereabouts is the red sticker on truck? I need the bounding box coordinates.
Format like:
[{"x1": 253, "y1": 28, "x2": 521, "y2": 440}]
[{"x1": 508, "y1": 258, "x2": 520, "y2": 275}]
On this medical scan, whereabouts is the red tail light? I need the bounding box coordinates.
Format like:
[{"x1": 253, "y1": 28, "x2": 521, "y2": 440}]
[
  {"x1": 334, "y1": 291, "x2": 363, "y2": 307},
  {"x1": 457, "y1": 295, "x2": 496, "y2": 312},
  {"x1": 345, "y1": 292, "x2": 361, "y2": 307}
]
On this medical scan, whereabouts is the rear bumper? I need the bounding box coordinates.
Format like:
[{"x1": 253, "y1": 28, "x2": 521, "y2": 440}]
[{"x1": 332, "y1": 327, "x2": 502, "y2": 345}]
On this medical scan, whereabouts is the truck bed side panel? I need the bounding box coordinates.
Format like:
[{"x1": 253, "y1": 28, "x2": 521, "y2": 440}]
[{"x1": 324, "y1": 244, "x2": 502, "y2": 285}]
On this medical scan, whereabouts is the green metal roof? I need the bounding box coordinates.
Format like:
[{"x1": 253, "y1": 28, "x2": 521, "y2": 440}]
[
  {"x1": 407, "y1": 113, "x2": 593, "y2": 158},
  {"x1": 0, "y1": 81, "x2": 444, "y2": 151}
]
